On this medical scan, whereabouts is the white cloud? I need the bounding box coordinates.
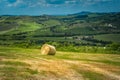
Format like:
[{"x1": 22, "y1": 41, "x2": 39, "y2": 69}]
[
  {"x1": 78, "y1": 0, "x2": 112, "y2": 7},
  {"x1": 7, "y1": 0, "x2": 23, "y2": 7},
  {"x1": 27, "y1": 0, "x2": 59, "y2": 8},
  {"x1": 27, "y1": 0, "x2": 48, "y2": 7},
  {"x1": 24, "y1": 0, "x2": 70, "y2": 8},
  {"x1": 65, "y1": 0, "x2": 76, "y2": 4},
  {"x1": 5, "y1": 0, "x2": 112, "y2": 8},
  {"x1": 0, "y1": 0, "x2": 7, "y2": 3},
  {"x1": 79, "y1": 0, "x2": 112, "y2": 3}
]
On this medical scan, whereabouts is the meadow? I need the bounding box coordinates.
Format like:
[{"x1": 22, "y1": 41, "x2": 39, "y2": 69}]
[{"x1": 0, "y1": 46, "x2": 120, "y2": 80}]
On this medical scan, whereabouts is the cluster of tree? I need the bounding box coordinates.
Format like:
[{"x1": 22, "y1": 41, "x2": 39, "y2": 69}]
[
  {"x1": 106, "y1": 43, "x2": 120, "y2": 51},
  {"x1": 83, "y1": 37, "x2": 112, "y2": 46}
]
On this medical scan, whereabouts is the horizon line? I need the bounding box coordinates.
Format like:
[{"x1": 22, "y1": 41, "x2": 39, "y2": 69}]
[{"x1": 0, "y1": 11, "x2": 120, "y2": 16}]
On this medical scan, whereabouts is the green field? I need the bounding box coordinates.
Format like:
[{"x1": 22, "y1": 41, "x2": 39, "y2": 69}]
[
  {"x1": 0, "y1": 46, "x2": 120, "y2": 80},
  {"x1": 94, "y1": 34, "x2": 120, "y2": 43},
  {"x1": 0, "y1": 12, "x2": 120, "y2": 47}
]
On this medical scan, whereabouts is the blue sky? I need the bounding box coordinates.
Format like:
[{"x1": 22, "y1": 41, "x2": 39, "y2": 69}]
[{"x1": 0, "y1": 0, "x2": 120, "y2": 15}]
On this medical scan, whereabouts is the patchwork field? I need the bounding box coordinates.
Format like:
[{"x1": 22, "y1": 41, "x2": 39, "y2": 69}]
[
  {"x1": 94, "y1": 34, "x2": 120, "y2": 43},
  {"x1": 0, "y1": 13, "x2": 120, "y2": 47},
  {"x1": 0, "y1": 46, "x2": 120, "y2": 80}
]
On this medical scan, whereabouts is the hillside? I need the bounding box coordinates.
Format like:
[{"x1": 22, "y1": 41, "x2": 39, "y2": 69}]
[
  {"x1": 0, "y1": 46, "x2": 120, "y2": 80},
  {"x1": 0, "y1": 12, "x2": 120, "y2": 47}
]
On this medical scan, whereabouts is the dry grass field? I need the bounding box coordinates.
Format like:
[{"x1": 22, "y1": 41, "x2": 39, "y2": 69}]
[{"x1": 0, "y1": 46, "x2": 120, "y2": 80}]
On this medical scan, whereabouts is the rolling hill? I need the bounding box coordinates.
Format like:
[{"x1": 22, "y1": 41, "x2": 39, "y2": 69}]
[{"x1": 0, "y1": 12, "x2": 120, "y2": 47}]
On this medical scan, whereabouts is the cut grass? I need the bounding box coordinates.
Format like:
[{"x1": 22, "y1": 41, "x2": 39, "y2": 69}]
[
  {"x1": 0, "y1": 46, "x2": 120, "y2": 80},
  {"x1": 73, "y1": 67, "x2": 108, "y2": 80},
  {"x1": 0, "y1": 60, "x2": 30, "y2": 66},
  {"x1": 0, "y1": 66, "x2": 39, "y2": 80}
]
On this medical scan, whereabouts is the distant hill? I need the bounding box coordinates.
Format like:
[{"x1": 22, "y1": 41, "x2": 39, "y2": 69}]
[
  {"x1": 0, "y1": 12, "x2": 120, "y2": 47},
  {"x1": 69, "y1": 11, "x2": 92, "y2": 15}
]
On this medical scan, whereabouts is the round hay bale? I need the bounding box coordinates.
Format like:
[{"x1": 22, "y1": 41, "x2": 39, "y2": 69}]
[{"x1": 41, "y1": 44, "x2": 56, "y2": 55}]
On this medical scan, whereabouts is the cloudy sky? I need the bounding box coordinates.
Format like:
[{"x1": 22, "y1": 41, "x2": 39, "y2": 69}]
[{"x1": 0, "y1": 0, "x2": 120, "y2": 15}]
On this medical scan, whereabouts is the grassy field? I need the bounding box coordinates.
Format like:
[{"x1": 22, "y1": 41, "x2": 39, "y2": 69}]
[
  {"x1": 94, "y1": 34, "x2": 120, "y2": 43},
  {"x1": 0, "y1": 46, "x2": 120, "y2": 80}
]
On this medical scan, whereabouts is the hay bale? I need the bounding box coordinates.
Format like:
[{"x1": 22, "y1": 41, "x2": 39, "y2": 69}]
[{"x1": 41, "y1": 44, "x2": 56, "y2": 55}]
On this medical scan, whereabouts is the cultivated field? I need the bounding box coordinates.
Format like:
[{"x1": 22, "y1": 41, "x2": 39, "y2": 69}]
[
  {"x1": 0, "y1": 46, "x2": 120, "y2": 80},
  {"x1": 94, "y1": 34, "x2": 120, "y2": 43}
]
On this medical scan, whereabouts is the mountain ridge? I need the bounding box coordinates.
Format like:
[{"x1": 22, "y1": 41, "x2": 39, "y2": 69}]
[{"x1": 1, "y1": 11, "x2": 120, "y2": 16}]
